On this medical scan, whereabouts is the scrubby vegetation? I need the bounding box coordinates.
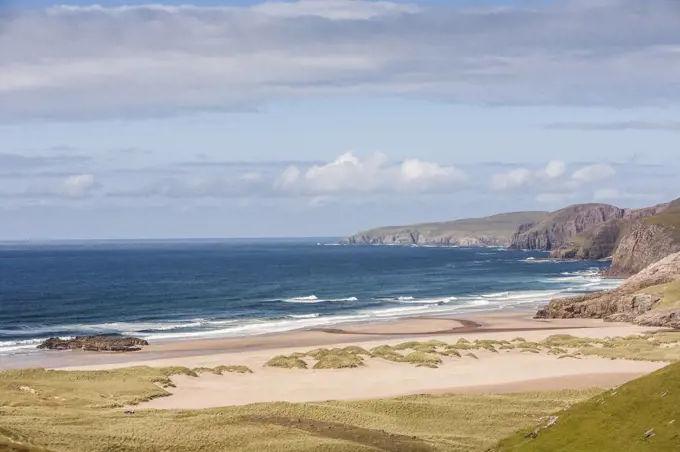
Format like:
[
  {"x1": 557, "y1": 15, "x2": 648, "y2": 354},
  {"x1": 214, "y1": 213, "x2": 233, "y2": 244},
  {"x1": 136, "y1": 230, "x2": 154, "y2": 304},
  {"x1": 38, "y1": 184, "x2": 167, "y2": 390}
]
[
  {"x1": 313, "y1": 353, "x2": 364, "y2": 369},
  {"x1": 264, "y1": 355, "x2": 308, "y2": 369},
  {"x1": 401, "y1": 351, "x2": 443, "y2": 368},
  {"x1": 0, "y1": 367, "x2": 598, "y2": 452},
  {"x1": 494, "y1": 361, "x2": 680, "y2": 451},
  {"x1": 194, "y1": 365, "x2": 253, "y2": 375},
  {"x1": 270, "y1": 332, "x2": 680, "y2": 372}
]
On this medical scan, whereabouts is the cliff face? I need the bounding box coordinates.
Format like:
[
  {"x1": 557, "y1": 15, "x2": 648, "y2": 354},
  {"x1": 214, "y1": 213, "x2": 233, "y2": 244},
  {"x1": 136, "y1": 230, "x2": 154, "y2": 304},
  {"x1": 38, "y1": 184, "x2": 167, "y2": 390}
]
[
  {"x1": 548, "y1": 201, "x2": 672, "y2": 260},
  {"x1": 607, "y1": 199, "x2": 680, "y2": 277},
  {"x1": 341, "y1": 211, "x2": 549, "y2": 247},
  {"x1": 548, "y1": 219, "x2": 623, "y2": 260},
  {"x1": 510, "y1": 204, "x2": 625, "y2": 251}
]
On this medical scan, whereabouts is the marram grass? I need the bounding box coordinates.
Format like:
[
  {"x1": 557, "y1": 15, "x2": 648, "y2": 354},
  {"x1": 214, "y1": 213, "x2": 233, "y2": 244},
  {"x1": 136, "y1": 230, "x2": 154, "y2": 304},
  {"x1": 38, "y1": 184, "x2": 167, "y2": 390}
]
[{"x1": 0, "y1": 366, "x2": 599, "y2": 452}]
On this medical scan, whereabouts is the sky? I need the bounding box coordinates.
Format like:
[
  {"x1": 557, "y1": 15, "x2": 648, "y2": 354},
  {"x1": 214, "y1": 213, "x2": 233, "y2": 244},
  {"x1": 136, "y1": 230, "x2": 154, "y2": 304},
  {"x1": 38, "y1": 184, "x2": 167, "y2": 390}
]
[{"x1": 0, "y1": 0, "x2": 679, "y2": 240}]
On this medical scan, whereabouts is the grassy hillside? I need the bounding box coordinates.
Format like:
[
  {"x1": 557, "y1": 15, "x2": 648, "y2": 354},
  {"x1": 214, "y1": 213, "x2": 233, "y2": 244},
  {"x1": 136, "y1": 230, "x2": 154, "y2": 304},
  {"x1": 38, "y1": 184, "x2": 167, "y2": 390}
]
[
  {"x1": 645, "y1": 198, "x2": 680, "y2": 229},
  {"x1": 640, "y1": 279, "x2": 680, "y2": 310},
  {"x1": 0, "y1": 366, "x2": 596, "y2": 452},
  {"x1": 344, "y1": 211, "x2": 549, "y2": 245},
  {"x1": 493, "y1": 362, "x2": 680, "y2": 452}
]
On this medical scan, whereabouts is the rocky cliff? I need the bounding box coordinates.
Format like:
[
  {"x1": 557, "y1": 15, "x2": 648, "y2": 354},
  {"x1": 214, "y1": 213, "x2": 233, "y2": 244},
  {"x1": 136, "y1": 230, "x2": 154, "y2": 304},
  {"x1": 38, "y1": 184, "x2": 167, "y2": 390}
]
[
  {"x1": 509, "y1": 203, "x2": 625, "y2": 251},
  {"x1": 548, "y1": 219, "x2": 624, "y2": 260},
  {"x1": 548, "y1": 201, "x2": 671, "y2": 260},
  {"x1": 606, "y1": 199, "x2": 680, "y2": 277},
  {"x1": 341, "y1": 211, "x2": 549, "y2": 246},
  {"x1": 535, "y1": 251, "x2": 680, "y2": 328}
]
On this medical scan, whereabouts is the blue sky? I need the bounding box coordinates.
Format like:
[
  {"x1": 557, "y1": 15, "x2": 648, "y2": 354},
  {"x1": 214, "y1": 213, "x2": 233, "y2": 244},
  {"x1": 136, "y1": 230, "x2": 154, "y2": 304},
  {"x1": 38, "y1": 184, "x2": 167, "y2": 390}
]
[{"x1": 1, "y1": 0, "x2": 679, "y2": 239}]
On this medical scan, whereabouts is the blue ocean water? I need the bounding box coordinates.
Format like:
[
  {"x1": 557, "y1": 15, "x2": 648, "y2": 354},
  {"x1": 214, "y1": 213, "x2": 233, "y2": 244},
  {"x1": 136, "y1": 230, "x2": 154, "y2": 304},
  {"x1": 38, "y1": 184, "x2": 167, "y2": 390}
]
[{"x1": 0, "y1": 239, "x2": 619, "y2": 355}]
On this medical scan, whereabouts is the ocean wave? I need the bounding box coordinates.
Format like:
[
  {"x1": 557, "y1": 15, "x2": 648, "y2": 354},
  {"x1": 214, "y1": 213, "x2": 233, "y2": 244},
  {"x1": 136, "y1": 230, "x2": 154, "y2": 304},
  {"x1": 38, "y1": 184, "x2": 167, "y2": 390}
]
[
  {"x1": 481, "y1": 292, "x2": 510, "y2": 298},
  {"x1": 0, "y1": 337, "x2": 74, "y2": 354},
  {"x1": 282, "y1": 295, "x2": 358, "y2": 303},
  {"x1": 140, "y1": 314, "x2": 372, "y2": 341},
  {"x1": 471, "y1": 299, "x2": 491, "y2": 306},
  {"x1": 377, "y1": 296, "x2": 457, "y2": 304},
  {"x1": 288, "y1": 313, "x2": 320, "y2": 319},
  {"x1": 561, "y1": 268, "x2": 601, "y2": 276}
]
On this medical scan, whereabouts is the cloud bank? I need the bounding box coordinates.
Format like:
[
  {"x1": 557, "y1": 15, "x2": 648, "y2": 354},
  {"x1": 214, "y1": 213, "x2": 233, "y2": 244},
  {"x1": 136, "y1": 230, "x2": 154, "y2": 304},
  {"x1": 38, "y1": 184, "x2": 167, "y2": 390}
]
[
  {"x1": 1, "y1": 0, "x2": 680, "y2": 122},
  {"x1": 112, "y1": 152, "x2": 467, "y2": 198}
]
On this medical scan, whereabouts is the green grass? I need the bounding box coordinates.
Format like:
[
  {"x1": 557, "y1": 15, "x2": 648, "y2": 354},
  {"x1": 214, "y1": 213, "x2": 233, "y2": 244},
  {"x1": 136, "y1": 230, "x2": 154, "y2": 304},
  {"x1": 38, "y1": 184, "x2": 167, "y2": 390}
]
[
  {"x1": 0, "y1": 366, "x2": 599, "y2": 452},
  {"x1": 494, "y1": 361, "x2": 680, "y2": 451},
  {"x1": 401, "y1": 351, "x2": 443, "y2": 368},
  {"x1": 370, "y1": 345, "x2": 405, "y2": 362},
  {"x1": 312, "y1": 353, "x2": 365, "y2": 369},
  {"x1": 264, "y1": 355, "x2": 308, "y2": 369},
  {"x1": 639, "y1": 278, "x2": 680, "y2": 310},
  {"x1": 268, "y1": 333, "x2": 680, "y2": 373}
]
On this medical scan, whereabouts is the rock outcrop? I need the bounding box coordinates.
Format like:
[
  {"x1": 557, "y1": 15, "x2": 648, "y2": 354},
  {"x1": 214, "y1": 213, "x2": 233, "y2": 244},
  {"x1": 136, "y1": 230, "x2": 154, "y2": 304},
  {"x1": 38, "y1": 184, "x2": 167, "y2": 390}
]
[
  {"x1": 634, "y1": 308, "x2": 680, "y2": 329},
  {"x1": 38, "y1": 335, "x2": 149, "y2": 352},
  {"x1": 510, "y1": 204, "x2": 625, "y2": 251},
  {"x1": 341, "y1": 211, "x2": 549, "y2": 247},
  {"x1": 535, "y1": 252, "x2": 680, "y2": 328}
]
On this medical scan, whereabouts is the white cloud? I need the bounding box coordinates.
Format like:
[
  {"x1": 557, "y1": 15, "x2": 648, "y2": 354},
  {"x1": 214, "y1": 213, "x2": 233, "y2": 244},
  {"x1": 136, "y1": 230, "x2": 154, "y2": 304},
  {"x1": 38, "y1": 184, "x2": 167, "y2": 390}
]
[
  {"x1": 2, "y1": 0, "x2": 680, "y2": 122},
  {"x1": 61, "y1": 174, "x2": 98, "y2": 198},
  {"x1": 112, "y1": 152, "x2": 467, "y2": 198},
  {"x1": 543, "y1": 160, "x2": 567, "y2": 179},
  {"x1": 491, "y1": 160, "x2": 565, "y2": 190},
  {"x1": 252, "y1": 0, "x2": 420, "y2": 19},
  {"x1": 491, "y1": 168, "x2": 533, "y2": 190},
  {"x1": 0, "y1": 173, "x2": 100, "y2": 199},
  {"x1": 572, "y1": 163, "x2": 616, "y2": 183}
]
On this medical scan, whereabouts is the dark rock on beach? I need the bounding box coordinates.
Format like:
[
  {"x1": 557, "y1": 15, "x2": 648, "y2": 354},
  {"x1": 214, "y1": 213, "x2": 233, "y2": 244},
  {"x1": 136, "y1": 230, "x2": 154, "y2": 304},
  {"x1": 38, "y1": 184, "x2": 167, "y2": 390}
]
[
  {"x1": 38, "y1": 335, "x2": 149, "y2": 352},
  {"x1": 535, "y1": 252, "x2": 680, "y2": 329}
]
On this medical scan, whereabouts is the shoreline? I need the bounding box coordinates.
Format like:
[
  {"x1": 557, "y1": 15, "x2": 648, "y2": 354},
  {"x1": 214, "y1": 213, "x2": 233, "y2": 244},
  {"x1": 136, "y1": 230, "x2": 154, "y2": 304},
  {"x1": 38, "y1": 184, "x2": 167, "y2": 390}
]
[
  {"x1": 1, "y1": 310, "x2": 581, "y2": 370},
  {"x1": 4, "y1": 312, "x2": 674, "y2": 409}
]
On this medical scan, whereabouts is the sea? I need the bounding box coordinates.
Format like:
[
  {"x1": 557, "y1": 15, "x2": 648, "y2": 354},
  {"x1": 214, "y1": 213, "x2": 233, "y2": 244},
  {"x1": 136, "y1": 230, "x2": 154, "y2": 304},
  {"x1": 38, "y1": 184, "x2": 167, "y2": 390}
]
[{"x1": 0, "y1": 239, "x2": 621, "y2": 357}]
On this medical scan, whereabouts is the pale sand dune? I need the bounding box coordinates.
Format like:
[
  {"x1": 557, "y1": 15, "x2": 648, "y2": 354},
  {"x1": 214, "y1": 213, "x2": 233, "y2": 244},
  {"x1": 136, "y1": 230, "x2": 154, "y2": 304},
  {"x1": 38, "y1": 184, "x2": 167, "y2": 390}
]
[
  {"x1": 53, "y1": 315, "x2": 669, "y2": 410},
  {"x1": 137, "y1": 353, "x2": 661, "y2": 409}
]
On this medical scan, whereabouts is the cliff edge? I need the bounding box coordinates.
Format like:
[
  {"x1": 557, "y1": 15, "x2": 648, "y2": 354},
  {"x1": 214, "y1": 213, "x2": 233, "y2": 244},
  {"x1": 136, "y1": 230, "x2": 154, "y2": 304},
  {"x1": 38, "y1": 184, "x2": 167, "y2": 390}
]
[
  {"x1": 509, "y1": 203, "x2": 625, "y2": 251},
  {"x1": 549, "y1": 201, "x2": 672, "y2": 262},
  {"x1": 340, "y1": 211, "x2": 549, "y2": 247}
]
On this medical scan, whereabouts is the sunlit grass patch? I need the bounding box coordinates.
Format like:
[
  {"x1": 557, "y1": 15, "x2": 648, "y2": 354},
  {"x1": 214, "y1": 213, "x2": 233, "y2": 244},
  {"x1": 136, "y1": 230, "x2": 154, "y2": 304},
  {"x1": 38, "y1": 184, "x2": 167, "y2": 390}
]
[
  {"x1": 212, "y1": 365, "x2": 253, "y2": 374},
  {"x1": 265, "y1": 355, "x2": 308, "y2": 369},
  {"x1": 401, "y1": 352, "x2": 443, "y2": 368},
  {"x1": 495, "y1": 361, "x2": 680, "y2": 451},
  {"x1": 369, "y1": 345, "x2": 405, "y2": 363},
  {"x1": 313, "y1": 353, "x2": 365, "y2": 370}
]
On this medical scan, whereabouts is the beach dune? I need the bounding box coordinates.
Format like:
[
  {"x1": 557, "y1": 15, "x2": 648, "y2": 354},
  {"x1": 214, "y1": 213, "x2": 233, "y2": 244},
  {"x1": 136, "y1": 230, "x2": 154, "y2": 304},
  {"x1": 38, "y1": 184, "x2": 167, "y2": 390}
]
[{"x1": 49, "y1": 314, "x2": 670, "y2": 410}]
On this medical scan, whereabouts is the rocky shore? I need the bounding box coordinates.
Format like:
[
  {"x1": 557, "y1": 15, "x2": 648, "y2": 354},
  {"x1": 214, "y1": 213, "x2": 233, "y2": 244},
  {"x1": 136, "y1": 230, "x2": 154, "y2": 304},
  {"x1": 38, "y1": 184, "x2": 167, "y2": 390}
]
[
  {"x1": 535, "y1": 252, "x2": 680, "y2": 329},
  {"x1": 38, "y1": 335, "x2": 149, "y2": 352}
]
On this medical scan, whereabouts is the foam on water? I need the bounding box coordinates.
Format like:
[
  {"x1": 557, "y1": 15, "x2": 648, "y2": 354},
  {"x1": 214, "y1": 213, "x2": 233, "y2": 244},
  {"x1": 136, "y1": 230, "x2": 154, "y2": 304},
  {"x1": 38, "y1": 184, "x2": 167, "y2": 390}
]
[
  {"x1": 378, "y1": 296, "x2": 458, "y2": 304},
  {"x1": 283, "y1": 295, "x2": 358, "y2": 303},
  {"x1": 0, "y1": 337, "x2": 74, "y2": 354}
]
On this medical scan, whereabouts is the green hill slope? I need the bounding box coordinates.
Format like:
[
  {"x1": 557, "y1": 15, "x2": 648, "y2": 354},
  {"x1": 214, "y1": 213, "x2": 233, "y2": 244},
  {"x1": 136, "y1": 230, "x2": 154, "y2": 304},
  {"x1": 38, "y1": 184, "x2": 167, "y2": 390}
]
[
  {"x1": 341, "y1": 211, "x2": 549, "y2": 246},
  {"x1": 493, "y1": 362, "x2": 680, "y2": 452}
]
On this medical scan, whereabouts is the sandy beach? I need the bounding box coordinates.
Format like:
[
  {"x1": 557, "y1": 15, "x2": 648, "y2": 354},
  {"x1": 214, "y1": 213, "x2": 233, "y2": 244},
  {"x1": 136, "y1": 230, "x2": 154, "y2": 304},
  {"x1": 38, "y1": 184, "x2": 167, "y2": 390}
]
[{"x1": 40, "y1": 313, "x2": 669, "y2": 409}]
